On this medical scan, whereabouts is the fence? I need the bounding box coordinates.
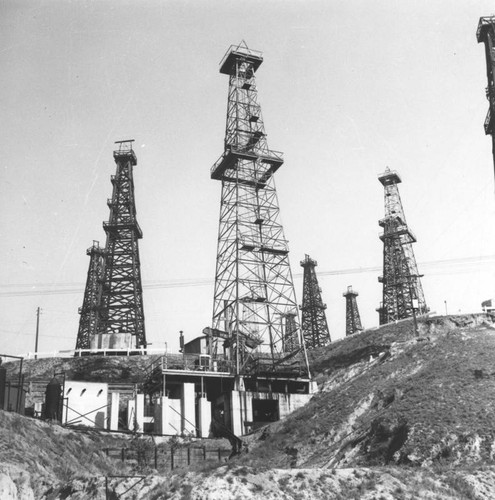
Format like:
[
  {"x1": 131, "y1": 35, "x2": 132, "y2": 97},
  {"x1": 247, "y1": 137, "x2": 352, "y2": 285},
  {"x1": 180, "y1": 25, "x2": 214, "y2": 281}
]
[{"x1": 103, "y1": 445, "x2": 231, "y2": 470}]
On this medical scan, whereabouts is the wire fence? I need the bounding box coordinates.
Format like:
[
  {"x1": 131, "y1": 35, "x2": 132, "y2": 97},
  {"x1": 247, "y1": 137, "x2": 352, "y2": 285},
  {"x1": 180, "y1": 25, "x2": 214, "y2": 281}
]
[{"x1": 103, "y1": 445, "x2": 231, "y2": 470}]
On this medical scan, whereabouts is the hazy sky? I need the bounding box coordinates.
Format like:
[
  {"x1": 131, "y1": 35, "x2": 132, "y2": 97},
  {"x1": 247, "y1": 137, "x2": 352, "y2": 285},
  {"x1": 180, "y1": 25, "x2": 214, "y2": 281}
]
[{"x1": 2, "y1": 0, "x2": 495, "y2": 356}]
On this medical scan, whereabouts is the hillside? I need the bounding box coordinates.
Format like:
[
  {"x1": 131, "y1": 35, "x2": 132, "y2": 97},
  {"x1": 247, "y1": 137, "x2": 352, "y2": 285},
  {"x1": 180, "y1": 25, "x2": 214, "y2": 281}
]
[
  {"x1": 1, "y1": 408, "x2": 494, "y2": 499},
  {"x1": 2, "y1": 314, "x2": 495, "y2": 499},
  {"x1": 0, "y1": 410, "x2": 135, "y2": 499},
  {"x1": 239, "y1": 314, "x2": 495, "y2": 469},
  {"x1": 4, "y1": 355, "x2": 161, "y2": 384}
]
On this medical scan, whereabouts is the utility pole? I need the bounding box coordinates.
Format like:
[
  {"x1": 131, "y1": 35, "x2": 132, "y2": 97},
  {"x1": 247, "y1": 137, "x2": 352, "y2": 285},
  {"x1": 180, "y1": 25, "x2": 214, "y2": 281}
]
[{"x1": 35, "y1": 307, "x2": 41, "y2": 359}]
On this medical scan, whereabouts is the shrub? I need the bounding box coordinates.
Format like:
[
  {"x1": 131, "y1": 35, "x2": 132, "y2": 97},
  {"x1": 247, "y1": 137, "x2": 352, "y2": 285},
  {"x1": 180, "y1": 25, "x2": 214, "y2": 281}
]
[
  {"x1": 233, "y1": 466, "x2": 249, "y2": 476},
  {"x1": 443, "y1": 474, "x2": 477, "y2": 500}
]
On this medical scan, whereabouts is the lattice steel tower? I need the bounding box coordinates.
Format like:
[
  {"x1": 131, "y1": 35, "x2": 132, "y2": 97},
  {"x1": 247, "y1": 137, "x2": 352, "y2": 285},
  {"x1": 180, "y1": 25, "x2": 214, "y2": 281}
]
[
  {"x1": 300, "y1": 254, "x2": 331, "y2": 348},
  {"x1": 76, "y1": 241, "x2": 106, "y2": 349},
  {"x1": 75, "y1": 140, "x2": 146, "y2": 351},
  {"x1": 377, "y1": 168, "x2": 428, "y2": 325},
  {"x1": 343, "y1": 285, "x2": 363, "y2": 336},
  {"x1": 282, "y1": 312, "x2": 298, "y2": 353},
  {"x1": 477, "y1": 17, "x2": 495, "y2": 173},
  {"x1": 210, "y1": 42, "x2": 307, "y2": 375}
]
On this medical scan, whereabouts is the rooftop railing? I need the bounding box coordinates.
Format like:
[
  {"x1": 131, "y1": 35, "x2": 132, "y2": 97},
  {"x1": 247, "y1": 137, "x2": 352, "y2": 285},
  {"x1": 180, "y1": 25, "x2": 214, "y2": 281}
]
[
  {"x1": 145, "y1": 353, "x2": 233, "y2": 376},
  {"x1": 219, "y1": 44, "x2": 263, "y2": 70},
  {"x1": 21, "y1": 347, "x2": 168, "y2": 360},
  {"x1": 210, "y1": 147, "x2": 284, "y2": 177}
]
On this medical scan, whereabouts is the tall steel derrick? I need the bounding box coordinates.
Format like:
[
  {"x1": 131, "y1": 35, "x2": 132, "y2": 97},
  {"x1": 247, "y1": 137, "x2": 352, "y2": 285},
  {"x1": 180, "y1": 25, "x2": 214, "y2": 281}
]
[
  {"x1": 343, "y1": 286, "x2": 363, "y2": 336},
  {"x1": 377, "y1": 168, "x2": 428, "y2": 325},
  {"x1": 75, "y1": 241, "x2": 105, "y2": 349},
  {"x1": 210, "y1": 42, "x2": 306, "y2": 376},
  {"x1": 477, "y1": 17, "x2": 495, "y2": 173},
  {"x1": 75, "y1": 140, "x2": 146, "y2": 351},
  {"x1": 300, "y1": 255, "x2": 331, "y2": 348}
]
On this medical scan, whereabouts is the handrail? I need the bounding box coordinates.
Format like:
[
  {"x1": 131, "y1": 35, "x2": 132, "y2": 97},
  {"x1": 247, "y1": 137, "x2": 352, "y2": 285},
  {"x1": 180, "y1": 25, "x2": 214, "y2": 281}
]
[
  {"x1": 20, "y1": 347, "x2": 168, "y2": 359},
  {"x1": 210, "y1": 147, "x2": 284, "y2": 176},
  {"x1": 219, "y1": 44, "x2": 263, "y2": 69}
]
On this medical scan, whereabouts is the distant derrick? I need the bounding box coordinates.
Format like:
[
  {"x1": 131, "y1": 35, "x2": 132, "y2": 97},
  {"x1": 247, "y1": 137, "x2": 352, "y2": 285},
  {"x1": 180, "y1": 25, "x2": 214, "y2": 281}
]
[
  {"x1": 477, "y1": 16, "x2": 495, "y2": 173},
  {"x1": 282, "y1": 311, "x2": 298, "y2": 352},
  {"x1": 377, "y1": 168, "x2": 428, "y2": 325},
  {"x1": 75, "y1": 140, "x2": 146, "y2": 352},
  {"x1": 300, "y1": 254, "x2": 331, "y2": 348},
  {"x1": 343, "y1": 285, "x2": 363, "y2": 336},
  {"x1": 75, "y1": 241, "x2": 105, "y2": 350},
  {"x1": 210, "y1": 42, "x2": 308, "y2": 376}
]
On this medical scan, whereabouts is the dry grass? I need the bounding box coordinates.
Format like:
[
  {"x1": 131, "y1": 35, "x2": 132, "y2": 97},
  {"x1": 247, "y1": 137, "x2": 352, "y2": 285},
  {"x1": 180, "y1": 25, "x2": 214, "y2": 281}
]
[
  {"x1": 239, "y1": 315, "x2": 495, "y2": 470},
  {"x1": 0, "y1": 410, "x2": 144, "y2": 497},
  {"x1": 4, "y1": 355, "x2": 161, "y2": 383}
]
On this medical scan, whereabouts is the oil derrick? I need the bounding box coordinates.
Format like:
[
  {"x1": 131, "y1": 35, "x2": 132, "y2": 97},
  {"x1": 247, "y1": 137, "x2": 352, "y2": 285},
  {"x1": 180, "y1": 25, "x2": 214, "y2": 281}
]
[
  {"x1": 343, "y1": 285, "x2": 363, "y2": 336},
  {"x1": 300, "y1": 255, "x2": 331, "y2": 348},
  {"x1": 477, "y1": 17, "x2": 495, "y2": 174},
  {"x1": 99, "y1": 140, "x2": 146, "y2": 349},
  {"x1": 377, "y1": 168, "x2": 428, "y2": 325},
  {"x1": 282, "y1": 312, "x2": 298, "y2": 352},
  {"x1": 75, "y1": 140, "x2": 146, "y2": 351},
  {"x1": 210, "y1": 42, "x2": 307, "y2": 376},
  {"x1": 75, "y1": 241, "x2": 105, "y2": 349}
]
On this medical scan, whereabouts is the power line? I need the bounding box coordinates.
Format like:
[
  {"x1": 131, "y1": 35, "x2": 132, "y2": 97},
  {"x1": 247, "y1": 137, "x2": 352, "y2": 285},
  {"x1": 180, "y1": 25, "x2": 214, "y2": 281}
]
[
  {"x1": 1, "y1": 254, "x2": 495, "y2": 298},
  {"x1": 0, "y1": 329, "x2": 75, "y2": 340}
]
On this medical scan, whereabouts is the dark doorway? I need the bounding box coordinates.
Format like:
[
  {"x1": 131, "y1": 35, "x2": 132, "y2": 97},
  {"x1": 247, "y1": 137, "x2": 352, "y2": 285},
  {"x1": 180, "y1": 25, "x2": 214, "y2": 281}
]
[{"x1": 252, "y1": 398, "x2": 279, "y2": 426}]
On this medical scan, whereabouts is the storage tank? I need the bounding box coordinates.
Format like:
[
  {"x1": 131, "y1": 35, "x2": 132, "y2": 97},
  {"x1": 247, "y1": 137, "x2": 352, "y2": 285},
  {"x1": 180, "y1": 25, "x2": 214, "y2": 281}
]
[{"x1": 44, "y1": 378, "x2": 62, "y2": 421}]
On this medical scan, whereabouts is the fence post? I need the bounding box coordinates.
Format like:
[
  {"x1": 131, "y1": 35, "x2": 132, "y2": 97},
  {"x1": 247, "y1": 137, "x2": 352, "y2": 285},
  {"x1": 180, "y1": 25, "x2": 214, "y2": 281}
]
[
  {"x1": 203, "y1": 445, "x2": 206, "y2": 461},
  {"x1": 171, "y1": 448, "x2": 174, "y2": 470},
  {"x1": 121, "y1": 448, "x2": 126, "y2": 463},
  {"x1": 218, "y1": 448, "x2": 221, "y2": 462},
  {"x1": 154, "y1": 446, "x2": 158, "y2": 469},
  {"x1": 187, "y1": 446, "x2": 190, "y2": 465}
]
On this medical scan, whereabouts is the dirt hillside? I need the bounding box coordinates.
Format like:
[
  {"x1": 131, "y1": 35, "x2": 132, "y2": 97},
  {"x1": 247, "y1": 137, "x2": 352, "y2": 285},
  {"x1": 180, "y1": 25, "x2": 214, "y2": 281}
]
[
  {"x1": 2, "y1": 314, "x2": 495, "y2": 499},
  {"x1": 240, "y1": 314, "x2": 495, "y2": 470},
  {"x1": 4, "y1": 355, "x2": 161, "y2": 384}
]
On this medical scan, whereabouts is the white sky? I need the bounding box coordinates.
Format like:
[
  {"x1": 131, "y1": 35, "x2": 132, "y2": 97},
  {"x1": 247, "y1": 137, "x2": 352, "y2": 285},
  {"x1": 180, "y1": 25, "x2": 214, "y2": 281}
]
[{"x1": 2, "y1": 0, "x2": 495, "y2": 356}]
